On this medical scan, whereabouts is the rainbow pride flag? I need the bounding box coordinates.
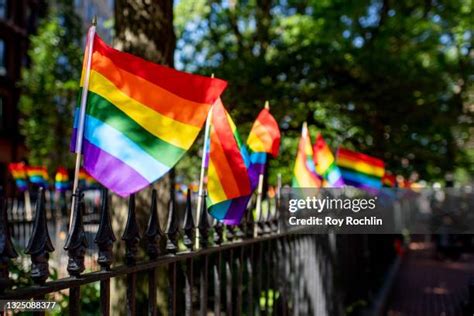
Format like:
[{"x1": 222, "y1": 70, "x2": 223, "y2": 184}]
[
  {"x1": 382, "y1": 171, "x2": 397, "y2": 187},
  {"x1": 8, "y1": 162, "x2": 28, "y2": 191},
  {"x1": 313, "y1": 133, "x2": 344, "y2": 187},
  {"x1": 208, "y1": 105, "x2": 281, "y2": 225},
  {"x1": 336, "y1": 148, "x2": 385, "y2": 190},
  {"x1": 78, "y1": 168, "x2": 98, "y2": 189},
  {"x1": 207, "y1": 99, "x2": 251, "y2": 225},
  {"x1": 55, "y1": 167, "x2": 71, "y2": 192},
  {"x1": 292, "y1": 124, "x2": 321, "y2": 188},
  {"x1": 245, "y1": 107, "x2": 281, "y2": 188},
  {"x1": 71, "y1": 31, "x2": 227, "y2": 197},
  {"x1": 26, "y1": 166, "x2": 49, "y2": 187}
]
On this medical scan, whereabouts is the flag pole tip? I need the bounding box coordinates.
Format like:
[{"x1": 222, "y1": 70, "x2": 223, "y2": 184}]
[
  {"x1": 264, "y1": 100, "x2": 270, "y2": 110},
  {"x1": 211, "y1": 73, "x2": 215, "y2": 78},
  {"x1": 92, "y1": 16, "x2": 97, "y2": 26},
  {"x1": 303, "y1": 121, "x2": 308, "y2": 129}
]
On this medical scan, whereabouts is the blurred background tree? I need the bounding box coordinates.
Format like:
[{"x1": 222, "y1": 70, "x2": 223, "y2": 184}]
[
  {"x1": 18, "y1": 0, "x2": 82, "y2": 170},
  {"x1": 175, "y1": 0, "x2": 473, "y2": 185}
]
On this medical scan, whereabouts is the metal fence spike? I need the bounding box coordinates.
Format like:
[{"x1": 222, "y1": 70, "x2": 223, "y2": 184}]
[
  {"x1": 94, "y1": 188, "x2": 116, "y2": 270},
  {"x1": 165, "y1": 194, "x2": 179, "y2": 254},
  {"x1": 26, "y1": 188, "x2": 54, "y2": 284},
  {"x1": 122, "y1": 194, "x2": 141, "y2": 265},
  {"x1": 198, "y1": 196, "x2": 210, "y2": 248},
  {"x1": 0, "y1": 187, "x2": 18, "y2": 293},
  {"x1": 64, "y1": 188, "x2": 87, "y2": 277},
  {"x1": 145, "y1": 189, "x2": 165, "y2": 259},
  {"x1": 213, "y1": 219, "x2": 224, "y2": 245},
  {"x1": 182, "y1": 189, "x2": 195, "y2": 251}
]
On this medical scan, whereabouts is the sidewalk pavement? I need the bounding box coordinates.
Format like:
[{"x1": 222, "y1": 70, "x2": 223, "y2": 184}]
[{"x1": 386, "y1": 242, "x2": 474, "y2": 316}]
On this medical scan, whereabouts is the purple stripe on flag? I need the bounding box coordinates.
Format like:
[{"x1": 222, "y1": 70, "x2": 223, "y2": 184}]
[
  {"x1": 82, "y1": 139, "x2": 149, "y2": 197},
  {"x1": 221, "y1": 195, "x2": 251, "y2": 225},
  {"x1": 248, "y1": 163, "x2": 265, "y2": 190}
]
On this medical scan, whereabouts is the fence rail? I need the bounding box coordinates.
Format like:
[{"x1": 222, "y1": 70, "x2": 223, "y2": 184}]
[{"x1": 0, "y1": 185, "x2": 345, "y2": 316}]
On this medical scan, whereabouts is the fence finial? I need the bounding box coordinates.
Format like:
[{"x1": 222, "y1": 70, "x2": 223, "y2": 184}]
[
  {"x1": 64, "y1": 188, "x2": 87, "y2": 277},
  {"x1": 165, "y1": 194, "x2": 179, "y2": 254},
  {"x1": 0, "y1": 187, "x2": 18, "y2": 293},
  {"x1": 198, "y1": 195, "x2": 210, "y2": 248},
  {"x1": 26, "y1": 188, "x2": 54, "y2": 284},
  {"x1": 183, "y1": 189, "x2": 195, "y2": 251},
  {"x1": 95, "y1": 188, "x2": 116, "y2": 270},
  {"x1": 145, "y1": 189, "x2": 164, "y2": 258},
  {"x1": 122, "y1": 194, "x2": 141, "y2": 265}
]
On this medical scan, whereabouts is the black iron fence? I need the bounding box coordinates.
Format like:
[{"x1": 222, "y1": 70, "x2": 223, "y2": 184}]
[{"x1": 0, "y1": 185, "x2": 399, "y2": 315}]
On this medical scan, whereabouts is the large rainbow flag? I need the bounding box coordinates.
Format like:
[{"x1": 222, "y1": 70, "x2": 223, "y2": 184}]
[
  {"x1": 8, "y1": 162, "x2": 28, "y2": 191},
  {"x1": 292, "y1": 123, "x2": 321, "y2": 188},
  {"x1": 70, "y1": 31, "x2": 227, "y2": 197},
  {"x1": 313, "y1": 133, "x2": 344, "y2": 187},
  {"x1": 55, "y1": 167, "x2": 71, "y2": 192},
  {"x1": 207, "y1": 99, "x2": 252, "y2": 225},
  {"x1": 245, "y1": 107, "x2": 281, "y2": 188},
  {"x1": 26, "y1": 166, "x2": 49, "y2": 187},
  {"x1": 336, "y1": 148, "x2": 385, "y2": 190}
]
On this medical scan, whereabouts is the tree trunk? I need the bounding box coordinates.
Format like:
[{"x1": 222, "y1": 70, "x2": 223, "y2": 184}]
[{"x1": 111, "y1": 1, "x2": 176, "y2": 315}]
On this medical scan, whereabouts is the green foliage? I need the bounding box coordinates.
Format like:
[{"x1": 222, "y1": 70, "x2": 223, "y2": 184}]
[
  {"x1": 175, "y1": 0, "x2": 473, "y2": 185},
  {"x1": 18, "y1": 0, "x2": 82, "y2": 171}
]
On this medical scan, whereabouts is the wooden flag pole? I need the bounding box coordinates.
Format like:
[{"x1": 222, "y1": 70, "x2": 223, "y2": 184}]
[
  {"x1": 195, "y1": 73, "x2": 214, "y2": 248},
  {"x1": 69, "y1": 17, "x2": 96, "y2": 229}
]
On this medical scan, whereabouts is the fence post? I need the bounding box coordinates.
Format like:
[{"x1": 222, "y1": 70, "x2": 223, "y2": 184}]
[
  {"x1": 122, "y1": 194, "x2": 140, "y2": 316},
  {"x1": 95, "y1": 188, "x2": 115, "y2": 316},
  {"x1": 166, "y1": 193, "x2": 178, "y2": 316},
  {"x1": 198, "y1": 197, "x2": 209, "y2": 315},
  {"x1": 64, "y1": 188, "x2": 87, "y2": 316},
  {"x1": 145, "y1": 189, "x2": 164, "y2": 316},
  {"x1": 0, "y1": 188, "x2": 18, "y2": 294},
  {"x1": 182, "y1": 189, "x2": 195, "y2": 316}
]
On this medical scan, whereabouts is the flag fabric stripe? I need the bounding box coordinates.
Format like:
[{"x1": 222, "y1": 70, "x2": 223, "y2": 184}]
[
  {"x1": 81, "y1": 114, "x2": 170, "y2": 182},
  {"x1": 209, "y1": 102, "x2": 250, "y2": 199},
  {"x1": 72, "y1": 31, "x2": 227, "y2": 197},
  {"x1": 207, "y1": 99, "x2": 251, "y2": 220},
  {"x1": 207, "y1": 160, "x2": 231, "y2": 203},
  {"x1": 86, "y1": 71, "x2": 201, "y2": 149},
  {"x1": 313, "y1": 133, "x2": 344, "y2": 187},
  {"x1": 339, "y1": 168, "x2": 382, "y2": 188},
  {"x1": 86, "y1": 57, "x2": 209, "y2": 127},
  {"x1": 337, "y1": 148, "x2": 385, "y2": 168},
  {"x1": 91, "y1": 35, "x2": 227, "y2": 104},
  {"x1": 337, "y1": 156, "x2": 385, "y2": 178},
  {"x1": 82, "y1": 139, "x2": 150, "y2": 195},
  {"x1": 336, "y1": 147, "x2": 385, "y2": 190},
  {"x1": 8, "y1": 162, "x2": 28, "y2": 191},
  {"x1": 292, "y1": 125, "x2": 321, "y2": 188},
  {"x1": 246, "y1": 108, "x2": 280, "y2": 157},
  {"x1": 75, "y1": 92, "x2": 185, "y2": 167}
]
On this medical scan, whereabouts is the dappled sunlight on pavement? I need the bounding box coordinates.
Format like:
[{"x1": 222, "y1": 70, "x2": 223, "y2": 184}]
[{"x1": 386, "y1": 242, "x2": 474, "y2": 316}]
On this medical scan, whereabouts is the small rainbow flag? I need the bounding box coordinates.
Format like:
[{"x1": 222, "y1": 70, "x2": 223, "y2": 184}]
[
  {"x1": 208, "y1": 105, "x2": 281, "y2": 225},
  {"x1": 26, "y1": 166, "x2": 49, "y2": 187},
  {"x1": 78, "y1": 168, "x2": 98, "y2": 189},
  {"x1": 207, "y1": 99, "x2": 251, "y2": 225},
  {"x1": 71, "y1": 31, "x2": 227, "y2": 197},
  {"x1": 55, "y1": 167, "x2": 71, "y2": 192},
  {"x1": 382, "y1": 171, "x2": 397, "y2": 187},
  {"x1": 8, "y1": 162, "x2": 28, "y2": 191},
  {"x1": 245, "y1": 106, "x2": 281, "y2": 188},
  {"x1": 313, "y1": 133, "x2": 344, "y2": 187},
  {"x1": 336, "y1": 148, "x2": 385, "y2": 190},
  {"x1": 292, "y1": 123, "x2": 321, "y2": 188}
]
